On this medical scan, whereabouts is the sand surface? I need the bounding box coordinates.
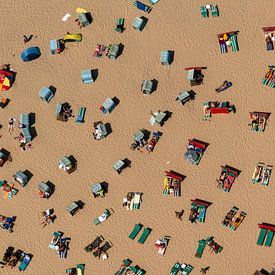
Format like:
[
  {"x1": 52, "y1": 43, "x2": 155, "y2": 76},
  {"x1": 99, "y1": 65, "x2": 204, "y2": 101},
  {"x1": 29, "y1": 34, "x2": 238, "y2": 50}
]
[{"x1": 1, "y1": 0, "x2": 275, "y2": 274}]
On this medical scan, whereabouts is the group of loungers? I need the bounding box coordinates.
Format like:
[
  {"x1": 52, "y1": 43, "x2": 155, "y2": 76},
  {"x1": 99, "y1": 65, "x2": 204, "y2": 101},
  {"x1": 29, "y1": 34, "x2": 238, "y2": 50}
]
[
  {"x1": 217, "y1": 31, "x2": 239, "y2": 53},
  {"x1": 249, "y1": 112, "x2": 270, "y2": 132},
  {"x1": 115, "y1": 258, "x2": 145, "y2": 275},
  {"x1": 0, "y1": 247, "x2": 32, "y2": 271}
]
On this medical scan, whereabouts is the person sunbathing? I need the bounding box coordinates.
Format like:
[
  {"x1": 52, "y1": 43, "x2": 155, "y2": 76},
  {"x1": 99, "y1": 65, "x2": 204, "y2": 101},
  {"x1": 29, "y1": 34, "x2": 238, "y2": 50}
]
[{"x1": 40, "y1": 215, "x2": 54, "y2": 228}]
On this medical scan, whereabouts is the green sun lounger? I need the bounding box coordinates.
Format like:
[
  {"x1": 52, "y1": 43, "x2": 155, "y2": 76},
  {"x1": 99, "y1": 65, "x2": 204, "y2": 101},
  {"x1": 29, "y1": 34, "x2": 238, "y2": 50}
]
[
  {"x1": 269, "y1": 81, "x2": 275, "y2": 88},
  {"x1": 257, "y1": 228, "x2": 267, "y2": 245},
  {"x1": 129, "y1": 224, "x2": 143, "y2": 239},
  {"x1": 66, "y1": 268, "x2": 76, "y2": 274},
  {"x1": 211, "y1": 5, "x2": 219, "y2": 17},
  {"x1": 115, "y1": 259, "x2": 132, "y2": 275},
  {"x1": 115, "y1": 18, "x2": 124, "y2": 33},
  {"x1": 76, "y1": 264, "x2": 85, "y2": 275},
  {"x1": 262, "y1": 78, "x2": 269, "y2": 85},
  {"x1": 18, "y1": 254, "x2": 31, "y2": 271},
  {"x1": 230, "y1": 35, "x2": 239, "y2": 52},
  {"x1": 264, "y1": 230, "x2": 274, "y2": 247},
  {"x1": 75, "y1": 107, "x2": 86, "y2": 124},
  {"x1": 200, "y1": 6, "x2": 208, "y2": 17},
  {"x1": 138, "y1": 227, "x2": 151, "y2": 244},
  {"x1": 170, "y1": 262, "x2": 181, "y2": 275},
  {"x1": 195, "y1": 240, "x2": 206, "y2": 258}
]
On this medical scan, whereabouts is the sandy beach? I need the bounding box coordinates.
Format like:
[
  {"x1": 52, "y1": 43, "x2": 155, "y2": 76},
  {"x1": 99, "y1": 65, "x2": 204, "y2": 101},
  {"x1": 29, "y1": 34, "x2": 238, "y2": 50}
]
[{"x1": 1, "y1": 0, "x2": 275, "y2": 274}]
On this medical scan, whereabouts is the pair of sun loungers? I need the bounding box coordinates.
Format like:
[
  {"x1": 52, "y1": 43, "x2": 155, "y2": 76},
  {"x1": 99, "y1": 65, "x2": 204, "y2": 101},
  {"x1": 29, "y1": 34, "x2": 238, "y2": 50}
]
[
  {"x1": 91, "y1": 241, "x2": 112, "y2": 259},
  {"x1": 262, "y1": 66, "x2": 275, "y2": 87},
  {"x1": 222, "y1": 206, "x2": 246, "y2": 230},
  {"x1": 184, "y1": 139, "x2": 206, "y2": 165},
  {"x1": 66, "y1": 264, "x2": 85, "y2": 275},
  {"x1": 195, "y1": 237, "x2": 223, "y2": 258},
  {"x1": 129, "y1": 224, "x2": 151, "y2": 244},
  {"x1": 257, "y1": 224, "x2": 275, "y2": 247},
  {"x1": 170, "y1": 261, "x2": 193, "y2": 275},
  {"x1": 217, "y1": 165, "x2": 239, "y2": 192},
  {"x1": 0, "y1": 215, "x2": 15, "y2": 232},
  {"x1": 155, "y1": 237, "x2": 169, "y2": 255},
  {"x1": 249, "y1": 112, "x2": 270, "y2": 132},
  {"x1": 189, "y1": 199, "x2": 211, "y2": 223},
  {"x1": 217, "y1": 31, "x2": 239, "y2": 53},
  {"x1": 252, "y1": 162, "x2": 273, "y2": 185},
  {"x1": 200, "y1": 5, "x2": 219, "y2": 17},
  {"x1": 124, "y1": 192, "x2": 142, "y2": 210},
  {"x1": 163, "y1": 171, "x2": 183, "y2": 197}
]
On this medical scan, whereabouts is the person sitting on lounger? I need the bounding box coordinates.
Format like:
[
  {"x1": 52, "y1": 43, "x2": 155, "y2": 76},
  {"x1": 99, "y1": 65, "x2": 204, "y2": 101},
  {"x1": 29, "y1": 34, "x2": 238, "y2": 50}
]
[{"x1": 258, "y1": 116, "x2": 266, "y2": 130}]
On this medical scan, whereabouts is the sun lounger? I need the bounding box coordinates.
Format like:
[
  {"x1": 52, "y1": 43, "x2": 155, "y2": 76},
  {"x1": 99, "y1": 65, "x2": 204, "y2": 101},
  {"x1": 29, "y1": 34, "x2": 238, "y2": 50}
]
[
  {"x1": 93, "y1": 209, "x2": 111, "y2": 225},
  {"x1": 115, "y1": 18, "x2": 124, "y2": 33},
  {"x1": 252, "y1": 162, "x2": 264, "y2": 183},
  {"x1": 115, "y1": 259, "x2": 132, "y2": 275},
  {"x1": 107, "y1": 44, "x2": 120, "y2": 59},
  {"x1": 78, "y1": 13, "x2": 90, "y2": 27},
  {"x1": 170, "y1": 262, "x2": 181, "y2": 275},
  {"x1": 21, "y1": 127, "x2": 32, "y2": 143},
  {"x1": 18, "y1": 253, "x2": 31, "y2": 271},
  {"x1": 76, "y1": 264, "x2": 85, "y2": 275},
  {"x1": 261, "y1": 165, "x2": 273, "y2": 186},
  {"x1": 92, "y1": 241, "x2": 112, "y2": 257},
  {"x1": 160, "y1": 50, "x2": 172, "y2": 65},
  {"x1": 230, "y1": 35, "x2": 239, "y2": 52},
  {"x1": 257, "y1": 228, "x2": 267, "y2": 245},
  {"x1": 155, "y1": 237, "x2": 168, "y2": 255},
  {"x1": 58, "y1": 238, "x2": 69, "y2": 258},
  {"x1": 138, "y1": 227, "x2": 151, "y2": 244},
  {"x1": 222, "y1": 206, "x2": 239, "y2": 226},
  {"x1": 148, "y1": 0, "x2": 159, "y2": 4},
  {"x1": 197, "y1": 206, "x2": 206, "y2": 223},
  {"x1": 81, "y1": 69, "x2": 94, "y2": 84},
  {"x1": 195, "y1": 240, "x2": 206, "y2": 258},
  {"x1": 39, "y1": 87, "x2": 54, "y2": 103},
  {"x1": 200, "y1": 6, "x2": 208, "y2": 17},
  {"x1": 132, "y1": 17, "x2": 146, "y2": 31},
  {"x1": 75, "y1": 107, "x2": 86, "y2": 124},
  {"x1": 264, "y1": 230, "x2": 274, "y2": 247},
  {"x1": 132, "y1": 193, "x2": 141, "y2": 209},
  {"x1": 129, "y1": 223, "x2": 143, "y2": 239},
  {"x1": 133, "y1": 1, "x2": 151, "y2": 13},
  {"x1": 20, "y1": 113, "x2": 30, "y2": 126},
  {"x1": 229, "y1": 211, "x2": 246, "y2": 230},
  {"x1": 180, "y1": 263, "x2": 194, "y2": 275},
  {"x1": 211, "y1": 5, "x2": 219, "y2": 17}
]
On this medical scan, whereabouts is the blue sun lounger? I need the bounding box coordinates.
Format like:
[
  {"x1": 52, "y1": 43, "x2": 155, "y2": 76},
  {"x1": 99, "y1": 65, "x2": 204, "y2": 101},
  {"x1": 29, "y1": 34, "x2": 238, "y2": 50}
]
[
  {"x1": 18, "y1": 253, "x2": 32, "y2": 271},
  {"x1": 133, "y1": 1, "x2": 151, "y2": 13},
  {"x1": 81, "y1": 69, "x2": 94, "y2": 84},
  {"x1": 75, "y1": 107, "x2": 86, "y2": 124}
]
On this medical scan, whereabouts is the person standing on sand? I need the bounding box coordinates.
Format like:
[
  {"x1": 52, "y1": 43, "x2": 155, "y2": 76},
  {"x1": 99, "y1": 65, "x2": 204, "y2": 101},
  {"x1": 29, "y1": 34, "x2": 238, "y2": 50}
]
[
  {"x1": 8, "y1": 118, "x2": 16, "y2": 134},
  {"x1": 175, "y1": 209, "x2": 184, "y2": 220}
]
